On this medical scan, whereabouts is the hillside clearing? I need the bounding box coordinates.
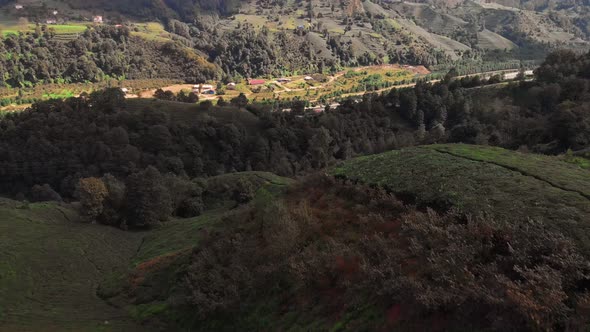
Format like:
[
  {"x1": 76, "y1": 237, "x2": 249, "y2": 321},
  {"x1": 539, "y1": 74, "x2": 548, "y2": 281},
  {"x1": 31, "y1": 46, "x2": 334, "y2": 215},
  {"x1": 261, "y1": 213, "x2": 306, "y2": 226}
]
[
  {"x1": 0, "y1": 171, "x2": 293, "y2": 331},
  {"x1": 0, "y1": 199, "x2": 148, "y2": 331},
  {"x1": 330, "y1": 144, "x2": 590, "y2": 252}
]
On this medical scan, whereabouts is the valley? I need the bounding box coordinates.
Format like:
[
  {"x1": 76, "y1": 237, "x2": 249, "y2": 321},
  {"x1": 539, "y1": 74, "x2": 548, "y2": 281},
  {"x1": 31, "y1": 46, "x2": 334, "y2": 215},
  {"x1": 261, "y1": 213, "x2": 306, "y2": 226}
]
[{"x1": 0, "y1": 1, "x2": 590, "y2": 331}]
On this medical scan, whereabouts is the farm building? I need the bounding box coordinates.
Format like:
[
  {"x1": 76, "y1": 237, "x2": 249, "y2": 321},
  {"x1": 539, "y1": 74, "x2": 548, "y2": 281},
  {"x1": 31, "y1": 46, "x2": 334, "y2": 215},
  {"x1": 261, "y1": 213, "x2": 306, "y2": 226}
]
[
  {"x1": 248, "y1": 79, "x2": 265, "y2": 86},
  {"x1": 192, "y1": 84, "x2": 215, "y2": 94}
]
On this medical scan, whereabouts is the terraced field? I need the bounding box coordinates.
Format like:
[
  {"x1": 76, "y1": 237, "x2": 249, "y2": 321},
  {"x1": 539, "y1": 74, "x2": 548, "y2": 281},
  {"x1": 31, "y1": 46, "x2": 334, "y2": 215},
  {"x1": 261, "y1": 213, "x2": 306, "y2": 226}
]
[
  {"x1": 1, "y1": 22, "x2": 87, "y2": 39},
  {"x1": 0, "y1": 199, "x2": 148, "y2": 332},
  {"x1": 477, "y1": 29, "x2": 518, "y2": 50},
  {"x1": 331, "y1": 144, "x2": 590, "y2": 252}
]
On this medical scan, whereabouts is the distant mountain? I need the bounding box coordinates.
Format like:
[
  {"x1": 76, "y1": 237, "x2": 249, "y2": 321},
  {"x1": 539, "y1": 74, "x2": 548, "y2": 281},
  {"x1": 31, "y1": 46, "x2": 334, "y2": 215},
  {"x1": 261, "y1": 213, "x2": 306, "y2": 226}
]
[{"x1": 2, "y1": 0, "x2": 590, "y2": 78}]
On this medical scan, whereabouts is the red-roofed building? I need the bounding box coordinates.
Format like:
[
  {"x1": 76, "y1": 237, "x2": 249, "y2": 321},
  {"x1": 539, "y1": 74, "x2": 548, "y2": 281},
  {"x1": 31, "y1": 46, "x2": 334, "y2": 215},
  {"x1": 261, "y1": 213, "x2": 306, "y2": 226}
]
[{"x1": 248, "y1": 79, "x2": 266, "y2": 86}]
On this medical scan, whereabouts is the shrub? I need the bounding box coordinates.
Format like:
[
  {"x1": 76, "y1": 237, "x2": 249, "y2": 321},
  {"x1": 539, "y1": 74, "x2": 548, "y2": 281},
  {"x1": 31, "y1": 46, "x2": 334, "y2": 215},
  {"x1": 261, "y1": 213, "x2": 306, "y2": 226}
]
[
  {"x1": 30, "y1": 184, "x2": 62, "y2": 202},
  {"x1": 78, "y1": 177, "x2": 108, "y2": 221}
]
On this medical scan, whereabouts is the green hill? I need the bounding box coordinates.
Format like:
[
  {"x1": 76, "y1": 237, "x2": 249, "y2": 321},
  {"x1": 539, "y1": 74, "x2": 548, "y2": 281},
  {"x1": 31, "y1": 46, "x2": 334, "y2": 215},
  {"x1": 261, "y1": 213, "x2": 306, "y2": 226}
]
[
  {"x1": 0, "y1": 171, "x2": 292, "y2": 332},
  {"x1": 0, "y1": 199, "x2": 148, "y2": 331},
  {"x1": 331, "y1": 144, "x2": 590, "y2": 252}
]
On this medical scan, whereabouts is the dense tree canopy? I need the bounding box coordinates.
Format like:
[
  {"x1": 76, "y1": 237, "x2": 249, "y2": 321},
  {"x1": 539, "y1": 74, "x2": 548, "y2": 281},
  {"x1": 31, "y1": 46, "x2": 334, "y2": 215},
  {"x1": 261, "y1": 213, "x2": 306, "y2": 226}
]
[{"x1": 0, "y1": 25, "x2": 217, "y2": 88}]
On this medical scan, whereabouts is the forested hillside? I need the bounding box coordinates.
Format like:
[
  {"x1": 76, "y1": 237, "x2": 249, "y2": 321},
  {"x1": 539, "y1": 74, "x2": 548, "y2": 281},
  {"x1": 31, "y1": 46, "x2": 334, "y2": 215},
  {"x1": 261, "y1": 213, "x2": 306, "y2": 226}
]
[
  {"x1": 2, "y1": 0, "x2": 588, "y2": 82},
  {"x1": 0, "y1": 25, "x2": 217, "y2": 88},
  {"x1": 0, "y1": 50, "x2": 589, "y2": 201}
]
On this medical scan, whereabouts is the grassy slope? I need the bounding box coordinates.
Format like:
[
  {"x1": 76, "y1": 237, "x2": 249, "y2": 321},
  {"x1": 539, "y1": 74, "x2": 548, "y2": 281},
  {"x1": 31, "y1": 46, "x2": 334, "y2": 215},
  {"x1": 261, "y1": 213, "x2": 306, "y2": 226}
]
[
  {"x1": 0, "y1": 199, "x2": 148, "y2": 332},
  {"x1": 331, "y1": 144, "x2": 590, "y2": 252},
  {"x1": 135, "y1": 172, "x2": 293, "y2": 264},
  {"x1": 0, "y1": 171, "x2": 292, "y2": 331},
  {"x1": 101, "y1": 172, "x2": 294, "y2": 325}
]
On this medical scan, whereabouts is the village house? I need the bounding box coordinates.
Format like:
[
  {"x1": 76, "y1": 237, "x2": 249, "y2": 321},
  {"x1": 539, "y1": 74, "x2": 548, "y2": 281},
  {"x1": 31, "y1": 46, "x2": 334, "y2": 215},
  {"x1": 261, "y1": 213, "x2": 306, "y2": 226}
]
[
  {"x1": 192, "y1": 84, "x2": 214, "y2": 94},
  {"x1": 248, "y1": 79, "x2": 265, "y2": 86},
  {"x1": 93, "y1": 16, "x2": 103, "y2": 23},
  {"x1": 46, "y1": 18, "x2": 57, "y2": 25},
  {"x1": 277, "y1": 78, "x2": 291, "y2": 83},
  {"x1": 227, "y1": 82, "x2": 236, "y2": 90},
  {"x1": 304, "y1": 76, "x2": 313, "y2": 81},
  {"x1": 53, "y1": 10, "x2": 58, "y2": 15},
  {"x1": 15, "y1": 4, "x2": 23, "y2": 10}
]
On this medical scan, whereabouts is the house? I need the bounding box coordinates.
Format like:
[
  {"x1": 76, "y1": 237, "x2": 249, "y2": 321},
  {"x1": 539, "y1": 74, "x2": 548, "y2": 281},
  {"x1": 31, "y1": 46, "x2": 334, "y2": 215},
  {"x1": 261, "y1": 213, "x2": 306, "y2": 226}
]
[
  {"x1": 46, "y1": 18, "x2": 57, "y2": 25},
  {"x1": 248, "y1": 79, "x2": 265, "y2": 86},
  {"x1": 304, "y1": 76, "x2": 313, "y2": 81},
  {"x1": 93, "y1": 16, "x2": 103, "y2": 23},
  {"x1": 15, "y1": 4, "x2": 23, "y2": 10},
  {"x1": 277, "y1": 78, "x2": 291, "y2": 83},
  {"x1": 227, "y1": 82, "x2": 236, "y2": 90},
  {"x1": 193, "y1": 84, "x2": 214, "y2": 94},
  {"x1": 120, "y1": 88, "x2": 130, "y2": 94},
  {"x1": 202, "y1": 89, "x2": 216, "y2": 95},
  {"x1": 53, "y1": 10, "x2": 58, "y2": 15}
]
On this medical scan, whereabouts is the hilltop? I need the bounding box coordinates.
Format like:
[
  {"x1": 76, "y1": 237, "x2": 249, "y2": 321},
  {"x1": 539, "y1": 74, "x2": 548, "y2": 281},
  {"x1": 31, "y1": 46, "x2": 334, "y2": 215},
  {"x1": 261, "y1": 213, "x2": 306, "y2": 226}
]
[{"x1": 331, "y1": 144, "x2": 590, "y2": 251}]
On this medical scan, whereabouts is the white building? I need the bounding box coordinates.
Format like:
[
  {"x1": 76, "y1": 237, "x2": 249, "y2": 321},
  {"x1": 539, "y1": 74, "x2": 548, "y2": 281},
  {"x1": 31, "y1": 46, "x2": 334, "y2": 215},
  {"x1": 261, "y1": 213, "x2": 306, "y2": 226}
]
[
  {"x1": 93, "y1": 16, "x2": 103, "y2": 23},
  {"x1": 15, "y1": 4, "x2": 23, "y2": 9}
]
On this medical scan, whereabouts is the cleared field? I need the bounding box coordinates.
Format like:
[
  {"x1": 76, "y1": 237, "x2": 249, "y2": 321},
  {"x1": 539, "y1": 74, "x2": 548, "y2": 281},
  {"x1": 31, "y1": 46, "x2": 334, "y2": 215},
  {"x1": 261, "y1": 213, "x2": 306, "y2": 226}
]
[
  {"x1": 397, "y1": 19, "x2": 470, "y2": 59},
  {"x1": 1, "y1": 22, "x2": 87, "y2": 37},
  {"x1": 477, "y1": 29, "x2": 518, "y2": 50},
  {"x1": 129, "y1": 22, "x2": 174, "y2": 42},
  {"x1": 0, "y1": 199, "x2": 149, "y2": 331},
  {"x1": 331, "y1": 144, "x2": 590, "y2": 252}
]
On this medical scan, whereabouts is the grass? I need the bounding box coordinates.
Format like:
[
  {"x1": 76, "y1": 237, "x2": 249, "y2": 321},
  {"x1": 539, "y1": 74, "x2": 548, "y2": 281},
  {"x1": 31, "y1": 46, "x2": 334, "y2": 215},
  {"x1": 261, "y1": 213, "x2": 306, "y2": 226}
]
[
  {"x1": 0, "y1": 171, "x2": 293, "y2": 331},
  {"x1": 0, "y1": 199, "x2": 148, "y2": 331},
  {"x1": 137, "y1": 171, "x2": 293, "y2": 263},
  {"x1": 1, "y1": 23, "x2": 87, "y2": 37},
  {"x1": 330, "y1": 144, "x2": 590, "y2": 253},
  {"x1": 134, "y1": 210, "x2": 226, "y2": 263},
  {"x1": 129, "y1": 22, "x2": 174, "y2": 42},
  {"x1": 42, "y1": 89, "x2": 76, "y2": 99},
  {"x1": 565, "y1": 156, "x2": 590, "y2": 169},
  {"x1": 96, "y1": 172, "x2": 294, "y2": 329}
]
